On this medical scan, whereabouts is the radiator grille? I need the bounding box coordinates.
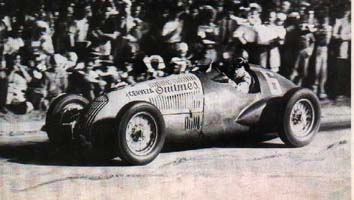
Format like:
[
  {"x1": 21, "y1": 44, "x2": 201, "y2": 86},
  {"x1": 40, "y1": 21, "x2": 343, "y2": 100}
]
[{"x1": 148, "y1": 91, "x2": 202, "y2": 112}]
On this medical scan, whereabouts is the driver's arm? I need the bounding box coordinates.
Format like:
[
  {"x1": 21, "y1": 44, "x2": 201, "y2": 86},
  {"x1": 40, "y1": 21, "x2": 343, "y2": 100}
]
[
  {"x1": 236, "y1": 81, "x2": 250, "y2": 93},
  {"x1": 235, "y1": 71, "x2": 252, "y2": 93}
]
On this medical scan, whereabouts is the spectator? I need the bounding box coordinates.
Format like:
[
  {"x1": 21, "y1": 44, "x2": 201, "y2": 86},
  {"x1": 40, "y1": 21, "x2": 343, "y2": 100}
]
[
  {"x1": 233, "y1": 4, "x2": 263, "y2": 65},
  {"x1": 333, "y1": 10, "x2": 351, "y2": 60},
  {"x1": 217, "y1": 3, "x2": 240, "y2": 51},
  {"x1": 79, "y1": 61, "x2": 107, "y2": 100},
  {"x1": 31, "y1": 20, "x2": 54, "y2": 55},
  {"x1": 332, "y1": 9, "x2": 351, "y2": 97},
  {"x1": 68, "y1": 4, "x2": 92, "y2": 61},
  {"x1": 290, "y1": 18, "x2": 316, "y2": 86},
  {"x1": 6, "y1": 55, "x2": 33, "y2": 114},
  {"x1": 247, "y1": 3, "x2": 262, "y2": 26},
  {"x1": 90, "y1": 3, "x2": 120, "y2": 58},
  {"x1": 46, "y1": 54, "x2": 69, "y2": 99},
  {"x1": 128, "y1": 4, "x2": 149, "y2": 43},
  {"x1": 280, "y1": 10, "x2": 301, "y2": 78},
  {"x1": 195, "y1": 6, "x2": 219, "y2": 63},
  {"x1": 268, "y1": 12, "x2": 287, "y2": 73},
  {"x1": 3, "y1": 25, "x2": 25, "y2": 65},
  {"x1": 298, "y1": 1, "x2": 311, "y2": 17},
  {"x1": 143, "y1": 55, "x2": 166, "y2": 79},
  {"x1": 313, "y1": 12, "x2": 332, "y2": 99},
  {"x1": 170, "y1": 42, "x2": 192, "y2": 74},
  {"x1": 160, "y1": 10, "x2": 184, "y2": 60},
  {"x1": 27, "y1": 55, "x2": 49, "y2": 110},
  {"x1": 2, "y1": 25, "x2": 26, "y2": 113},
  {"x1": 120, "y1": 62, "x2": 137, "y2": 85},
  {"x1": 280, "y1": 1, "x2": 292, "y2": 14},
  {"x1": 52, "y1": 7, "x2": 73, "y2": 54},
  {"x1": 0, "y1": 10, "x2": 8, "y2": 112},
  {"x1": 0, "y1": 59, "x2": 7, "y2": 113}
]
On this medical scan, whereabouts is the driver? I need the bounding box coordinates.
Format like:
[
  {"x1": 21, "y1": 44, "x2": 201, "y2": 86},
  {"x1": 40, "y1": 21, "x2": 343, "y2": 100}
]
[{"x1": 227, "y1": 57, "x2": 252, "y2": 93}]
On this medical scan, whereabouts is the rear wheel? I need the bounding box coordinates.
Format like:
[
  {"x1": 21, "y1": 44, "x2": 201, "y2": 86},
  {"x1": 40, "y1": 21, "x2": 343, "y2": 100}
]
[
  {"x1": 116, "y1": 102, "x2": 166, "y2": 165},
  {"x1": 46, "y1": 94, "x2": 89, "y2": 147},
  {"x1": 279, "y1": 88, "x2": 321, "y2": 147}
]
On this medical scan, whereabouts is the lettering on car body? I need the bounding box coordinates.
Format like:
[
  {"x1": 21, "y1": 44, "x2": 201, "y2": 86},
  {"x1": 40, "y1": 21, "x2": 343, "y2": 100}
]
[{"x1": 127, "y1": 81, "x2": 199, "y2": 97}]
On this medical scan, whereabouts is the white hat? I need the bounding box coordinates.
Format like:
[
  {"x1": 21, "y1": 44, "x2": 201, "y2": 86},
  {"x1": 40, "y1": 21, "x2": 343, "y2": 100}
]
[
  {"x1": 176, "y1": 42, "x2": 188, "y2": 53},
  {"x1": 105, "y1": 7, "x2": 119, "y2": 15},
  {"x1": 170, "y1": 57, "x2": 182, "y2": 64},
  {"x1": 66, "y1": 52, "x2": 78, "y2": 63},
  {"x1": 36, "y1": 20, "x2": 50, "y2": 33},
  {"x1": 202, "y1": 39, "x2": 216, "y2": 45},
  {"x1": 276, "y1": 13, "x2": 287, "y2": 21},
  {"x1": 249, "y1": 3, "x2": 262, "y2": 12},
  {"x1": 35, "y1": 54, "x2": 47, "y2": 61},
  {"x1": 75, "y1": 62, "x2": 85, "y2": 70},
  {"x1": 289, "y1": 12, "x2": 300, "y2": 19},
  {"x1": 123, "y1": 34, "x2": 138, "y2": 42},
  {"x1": 121, "y1": 0, "x2": 132, "y2": 6},
  {"x1": 300, "y1": 1, "x2": 310, "y2": 7},
  {"x1": 53, "y1": 54, "x2": 67, "y2": 66},
  {"x1": 36, "y1": 20, "x2": 48, "y2": 28},
  {"x1": 239, "y1": 6, "x2": 250, "y2": 11},
  {"x1": 282, "y1": 1, "x2": 291, "y2": 6}
]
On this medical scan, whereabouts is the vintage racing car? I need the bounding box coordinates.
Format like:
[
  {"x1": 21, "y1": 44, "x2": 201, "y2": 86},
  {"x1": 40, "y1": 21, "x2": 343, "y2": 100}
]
[{"x1": 45, "y1": 64, "x2": 321, "y2": 165}]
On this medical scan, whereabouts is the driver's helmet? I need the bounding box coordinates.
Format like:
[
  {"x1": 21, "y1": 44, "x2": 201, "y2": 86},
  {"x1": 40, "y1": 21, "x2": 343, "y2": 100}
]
[
  {"x1": 233, "y1": 57, "x2": 248, "y2": 69},
  {"x1": 225, "y1": 57, "x2": 247, "y2": 78}
]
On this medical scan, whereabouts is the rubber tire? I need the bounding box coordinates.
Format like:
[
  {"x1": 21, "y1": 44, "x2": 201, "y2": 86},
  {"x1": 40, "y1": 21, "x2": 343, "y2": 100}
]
[
  {"x1": 116, "y1": 102, "x2": 166, "y2": 165},
  {"x1": 46, "y1": 94, "x2": 89, "y2": 146},
  {"x1": 279, "y1": 88, "x2": 321, "y2": 147}
]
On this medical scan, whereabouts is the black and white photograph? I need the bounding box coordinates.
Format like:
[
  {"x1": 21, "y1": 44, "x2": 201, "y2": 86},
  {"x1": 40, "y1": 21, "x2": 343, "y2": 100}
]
[{"x1": 0, "y1": 0, "x2": 351, "y2": 199}]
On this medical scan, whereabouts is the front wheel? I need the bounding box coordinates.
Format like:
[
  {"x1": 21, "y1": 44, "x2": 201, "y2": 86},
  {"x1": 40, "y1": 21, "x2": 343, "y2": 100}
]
[
  {"x1": 46, "y1": 94, "x2": 89, "y2": 146},
  {"x1": 279, "y1": 88, "x2": 321, "y2": 147},
  {"x1": 116, "y1": 102, "x2": 166, "y2": 165}
]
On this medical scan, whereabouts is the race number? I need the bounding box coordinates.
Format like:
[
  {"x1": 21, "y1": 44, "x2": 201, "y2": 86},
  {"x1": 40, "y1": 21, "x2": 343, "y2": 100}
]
[{"x1": 260, "y1": 71, "x2": 282, "y2": 95}]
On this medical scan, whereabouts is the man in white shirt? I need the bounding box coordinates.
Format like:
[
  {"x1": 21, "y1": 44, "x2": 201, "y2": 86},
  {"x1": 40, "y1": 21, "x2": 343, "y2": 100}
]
[
  {"x1": 6, "y1": 55, "x2": 33, "y2": 114},
  {"x1": 332, "y1": 9, "x2": 351, "y2": 97},
  {"x1": 161, "y1": 11, "x2": 184, "y2": 60},
  {"x1": 69, "y1": 6, "x2": 92, "y2": 61},
  {"x1": 313, "y1": 14, "x2": 332, "y2": 99},
  {"x1": 332, "y1": 10, "x2": 351, "y2": 60}
]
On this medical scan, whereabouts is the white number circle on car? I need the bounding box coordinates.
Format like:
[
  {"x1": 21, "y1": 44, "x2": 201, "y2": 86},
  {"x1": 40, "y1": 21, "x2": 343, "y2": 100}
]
[{"x1": 260, "y1": 71, "x2": 282, "y2": 95}]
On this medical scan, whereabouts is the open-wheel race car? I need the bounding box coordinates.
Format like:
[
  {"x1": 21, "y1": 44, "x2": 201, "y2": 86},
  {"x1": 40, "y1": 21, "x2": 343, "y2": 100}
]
[{"x1": 45, "y1": 63, "x2": 321, "y2": 165}]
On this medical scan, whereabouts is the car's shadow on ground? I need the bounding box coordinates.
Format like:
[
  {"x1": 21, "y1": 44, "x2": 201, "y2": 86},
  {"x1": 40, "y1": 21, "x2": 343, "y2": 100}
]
[
  {"x1": 0, "y1": 140, "x2": 129, "y2": 167},
  {"x1": 163, "y1": 134, "x2": 287, "y2": 153},
  {"x1": 0, "y1": 134, "x2": 287, "y2": 167}
]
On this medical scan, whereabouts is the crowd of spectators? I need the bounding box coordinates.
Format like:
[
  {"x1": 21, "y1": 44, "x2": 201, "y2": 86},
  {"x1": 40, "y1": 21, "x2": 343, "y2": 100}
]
[{"x1": 0, "y1": 0, "x2": 351, "y2": 114}]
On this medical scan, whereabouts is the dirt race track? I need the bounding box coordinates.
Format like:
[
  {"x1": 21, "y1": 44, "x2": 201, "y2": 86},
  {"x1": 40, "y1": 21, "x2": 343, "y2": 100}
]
[{"x1": 0, "y1": 123, "x2": 351, "y2": 200}]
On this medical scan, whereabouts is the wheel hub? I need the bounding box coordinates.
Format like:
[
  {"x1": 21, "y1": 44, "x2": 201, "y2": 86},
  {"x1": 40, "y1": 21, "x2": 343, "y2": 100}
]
[
  {"x1": 289, "y1": 99, "x2": 315, "y2": 138},
  {"x1": 131, "y1": 127, "x2": 144, "y2": 142},
  {"x1": 125, "y1": 112, "x2": 158, "y2": 156}
]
